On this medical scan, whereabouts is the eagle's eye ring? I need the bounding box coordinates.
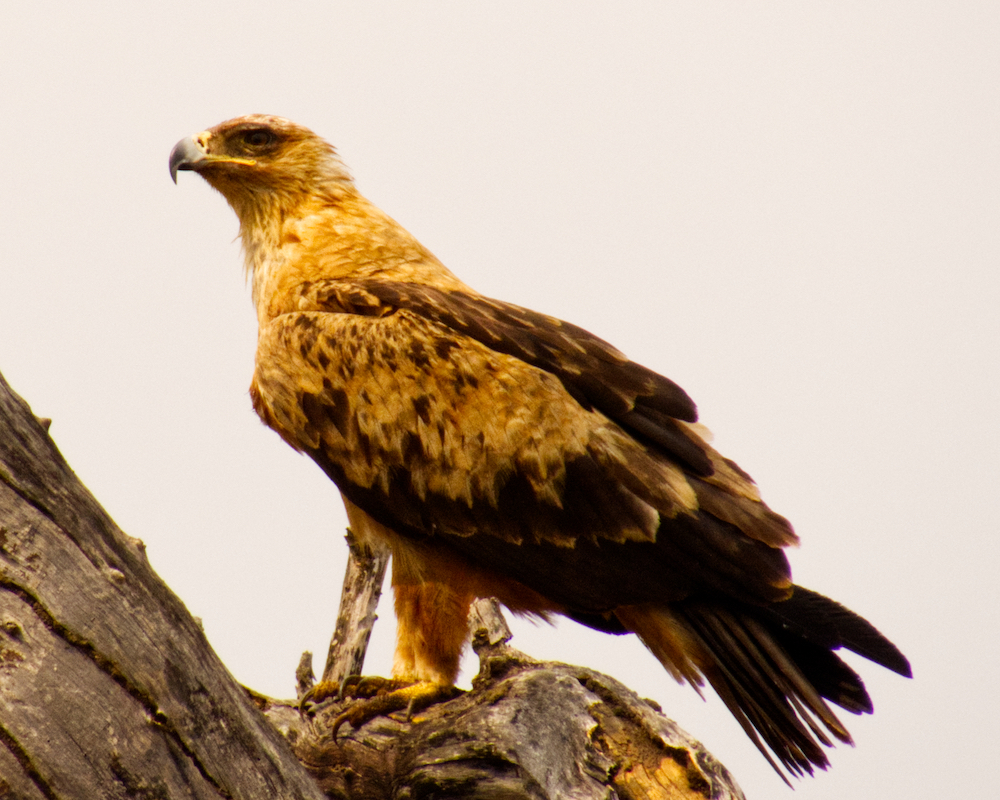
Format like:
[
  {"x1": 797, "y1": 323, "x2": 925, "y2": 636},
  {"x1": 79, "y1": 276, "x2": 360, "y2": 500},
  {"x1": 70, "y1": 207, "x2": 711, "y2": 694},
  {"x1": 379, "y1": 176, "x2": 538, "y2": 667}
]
[{"x1": 242, "y1": 129, "x2": 276, "y2": 148}]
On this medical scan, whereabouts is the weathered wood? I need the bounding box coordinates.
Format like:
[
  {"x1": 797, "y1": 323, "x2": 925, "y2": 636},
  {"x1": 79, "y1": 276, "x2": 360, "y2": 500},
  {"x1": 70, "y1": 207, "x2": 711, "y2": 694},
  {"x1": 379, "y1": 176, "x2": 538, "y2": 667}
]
[
  {"x1": 319, "y1": 528, "x2": 389, "y2": 688},
  {"x1": 0, "y1": 370, "x2": 325, "y2": 799},
  {"x1": 468, "y1": 596, "x2": 513, "y2": 646},
  {"x1": 265, "y1": 638, "x2": 746, "y2": 800}
]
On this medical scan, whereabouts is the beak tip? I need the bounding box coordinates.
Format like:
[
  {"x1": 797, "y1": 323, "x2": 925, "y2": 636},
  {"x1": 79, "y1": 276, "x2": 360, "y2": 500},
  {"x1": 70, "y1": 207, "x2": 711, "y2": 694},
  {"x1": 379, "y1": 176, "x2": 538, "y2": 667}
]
[{"x1": 168, "y1": 136, "x2": 207, "y2": 184}]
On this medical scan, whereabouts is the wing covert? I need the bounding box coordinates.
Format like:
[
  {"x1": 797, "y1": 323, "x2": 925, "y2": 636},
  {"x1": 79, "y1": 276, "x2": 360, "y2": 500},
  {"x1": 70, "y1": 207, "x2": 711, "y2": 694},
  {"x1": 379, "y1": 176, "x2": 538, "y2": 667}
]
[{"x1": 298, "y1": 278, "x2": 720, "y2": 477}]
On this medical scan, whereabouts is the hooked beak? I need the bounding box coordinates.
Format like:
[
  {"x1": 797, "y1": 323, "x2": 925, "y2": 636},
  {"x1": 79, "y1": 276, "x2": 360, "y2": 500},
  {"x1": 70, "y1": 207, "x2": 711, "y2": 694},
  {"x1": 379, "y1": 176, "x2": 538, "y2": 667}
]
[
  {"x1": 168, "y1": 134, "x2": 257, "y2": 183},
  {"x1": 169, "y1": 136, "x2": 208, "y2": 184}
]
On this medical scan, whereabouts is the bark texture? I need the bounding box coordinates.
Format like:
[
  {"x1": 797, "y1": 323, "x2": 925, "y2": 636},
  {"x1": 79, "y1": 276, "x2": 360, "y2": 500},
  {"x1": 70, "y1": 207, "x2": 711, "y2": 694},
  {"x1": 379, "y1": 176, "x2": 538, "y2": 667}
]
[
  {"x1": 0, "y1": 371, "x2": 325, "y2": 799},
  {"x1": 320, "y1": 528, "x2": 389, "y2": 686},
  {"x1": 269, "y1": 638, "x2": 745, "y2": 800},
  {"x1": 0, "y1": 370, "x2": 745, "y2": 799}
]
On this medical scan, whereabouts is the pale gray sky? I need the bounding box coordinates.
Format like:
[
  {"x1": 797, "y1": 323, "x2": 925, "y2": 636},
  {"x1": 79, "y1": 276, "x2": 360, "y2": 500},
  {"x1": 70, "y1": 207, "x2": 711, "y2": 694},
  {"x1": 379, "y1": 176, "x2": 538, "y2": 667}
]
[{"x1": 2, "y1": 3, "x2": 997, "y2": 797}]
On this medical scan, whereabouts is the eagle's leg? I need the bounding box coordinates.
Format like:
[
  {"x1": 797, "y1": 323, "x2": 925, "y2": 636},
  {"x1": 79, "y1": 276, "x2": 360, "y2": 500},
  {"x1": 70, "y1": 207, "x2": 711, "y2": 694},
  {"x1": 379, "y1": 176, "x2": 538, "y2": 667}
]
[
  {"x1": 323, "y1": 552, "x2": 474, "y2": 735},
  {"x1": 390, "y1": 576, "x2": 475, "y2": 685}
]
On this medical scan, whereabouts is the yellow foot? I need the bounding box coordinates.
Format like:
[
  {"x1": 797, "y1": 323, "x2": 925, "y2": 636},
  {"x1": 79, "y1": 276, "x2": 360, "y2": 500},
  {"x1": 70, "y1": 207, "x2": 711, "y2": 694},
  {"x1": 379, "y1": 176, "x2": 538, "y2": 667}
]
[
  {"x1": 299, "y1": 679, "x2": 340, "y2": 711},
  {"x1": 299, "y1": 674, "x2": 410, "y2": 712},
  {"x1": 314, "y1": 677, "x2": 462, "y2": 738}
]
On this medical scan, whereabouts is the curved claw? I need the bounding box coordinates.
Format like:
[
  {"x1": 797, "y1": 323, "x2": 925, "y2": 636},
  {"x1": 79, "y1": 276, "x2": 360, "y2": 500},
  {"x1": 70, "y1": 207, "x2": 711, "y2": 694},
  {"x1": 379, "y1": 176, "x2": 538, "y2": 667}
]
[
  {"x1": 330, "y1": 709, "x2": 353, "y2": 741},
  {"x1": 298, "y1": 679, "x2": 341, "y2": 714},
  {"x1": 338, "y1": 674, "x2": 365, "y2": 700}
]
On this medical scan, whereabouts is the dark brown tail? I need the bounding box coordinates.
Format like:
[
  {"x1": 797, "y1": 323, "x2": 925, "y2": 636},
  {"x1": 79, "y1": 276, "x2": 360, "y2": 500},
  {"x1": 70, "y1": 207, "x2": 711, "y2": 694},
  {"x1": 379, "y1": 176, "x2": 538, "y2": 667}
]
[{"x1": 618, "y1": 586, "x2": 911, "y2": 782}]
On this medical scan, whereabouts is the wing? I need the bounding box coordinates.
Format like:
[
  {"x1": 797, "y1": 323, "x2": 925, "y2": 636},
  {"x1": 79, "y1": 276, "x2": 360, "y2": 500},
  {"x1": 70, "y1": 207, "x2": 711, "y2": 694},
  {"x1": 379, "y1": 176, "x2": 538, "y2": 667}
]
[
  {"x1": 300, "y1": 278, "x2": 798, "y2": 550},
  {"x1": 251, "y1": 285, "x2": 795, "y2": 613},
  {"x1": 303, "y1": 278, "x2": 708, "y2": 468}
]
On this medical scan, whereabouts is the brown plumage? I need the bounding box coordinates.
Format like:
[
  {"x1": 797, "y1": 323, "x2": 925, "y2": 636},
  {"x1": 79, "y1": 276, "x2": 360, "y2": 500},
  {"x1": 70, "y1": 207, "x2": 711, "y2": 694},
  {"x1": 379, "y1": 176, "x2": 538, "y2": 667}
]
[{"x1": 169, "y1": 115, "x2": 910, "y2": 780}]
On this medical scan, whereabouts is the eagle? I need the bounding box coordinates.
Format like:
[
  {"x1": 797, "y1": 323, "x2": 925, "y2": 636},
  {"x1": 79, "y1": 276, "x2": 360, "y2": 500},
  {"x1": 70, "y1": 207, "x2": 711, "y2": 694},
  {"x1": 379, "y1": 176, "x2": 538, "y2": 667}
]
[{"x1": 169, "y1": 115, "x2": 910, "y2": 780}]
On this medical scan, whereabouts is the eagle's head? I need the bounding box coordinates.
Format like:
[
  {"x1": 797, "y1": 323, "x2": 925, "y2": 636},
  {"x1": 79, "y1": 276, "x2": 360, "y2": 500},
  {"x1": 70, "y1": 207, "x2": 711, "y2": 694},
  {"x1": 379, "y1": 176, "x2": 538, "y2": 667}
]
[{"x1": 169, "y1": 115, "x2": 352, "y2": 216}]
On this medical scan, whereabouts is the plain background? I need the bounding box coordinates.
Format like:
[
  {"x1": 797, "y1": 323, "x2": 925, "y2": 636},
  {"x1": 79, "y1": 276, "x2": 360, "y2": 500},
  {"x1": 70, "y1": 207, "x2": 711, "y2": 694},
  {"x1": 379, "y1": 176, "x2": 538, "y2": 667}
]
[{"x1": 2, "y1": 3, "x2": 997, "y2": 797}]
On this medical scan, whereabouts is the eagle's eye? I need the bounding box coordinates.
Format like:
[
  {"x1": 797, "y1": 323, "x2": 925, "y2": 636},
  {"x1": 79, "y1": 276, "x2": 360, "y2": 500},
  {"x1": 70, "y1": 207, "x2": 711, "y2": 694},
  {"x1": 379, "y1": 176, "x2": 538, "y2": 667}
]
[{"x1": 242, "y1": 129, "x2": 277, "y2": 148}]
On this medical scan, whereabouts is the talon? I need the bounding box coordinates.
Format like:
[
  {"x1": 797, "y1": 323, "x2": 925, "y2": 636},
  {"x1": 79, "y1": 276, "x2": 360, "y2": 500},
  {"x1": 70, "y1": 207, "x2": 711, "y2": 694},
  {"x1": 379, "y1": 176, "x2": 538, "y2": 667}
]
[
  {"x1": 331, "y1": 710, "x2": 352, "y2": 741},
  {"x1": 337, "y1": 674, "x2": 363, "y2": 700},
  {"x1": 299, "y1": 679, "x2": 341, "y2": 713}
]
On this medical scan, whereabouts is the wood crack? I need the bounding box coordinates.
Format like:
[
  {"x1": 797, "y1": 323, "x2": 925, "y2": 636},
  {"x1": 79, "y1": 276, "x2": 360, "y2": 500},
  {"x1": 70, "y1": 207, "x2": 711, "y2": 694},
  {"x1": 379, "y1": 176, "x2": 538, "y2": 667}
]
[
  {"x1": 0, "y1": 579, "x2": 233, "y2": 799},
  {"x1": 0, "y1": 467, "x2": 58, "y2": 526},
  {"x1": 0, "y1": 717, "x2": 60, "y2": 800}
]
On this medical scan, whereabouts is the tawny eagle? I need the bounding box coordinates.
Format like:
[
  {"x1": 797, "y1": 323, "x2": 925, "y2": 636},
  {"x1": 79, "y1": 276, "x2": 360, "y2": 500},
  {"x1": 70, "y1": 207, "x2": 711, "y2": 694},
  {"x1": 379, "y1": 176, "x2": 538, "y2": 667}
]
[{"x1": 169, "y1": 115, "x2": 910, "y2": 779}]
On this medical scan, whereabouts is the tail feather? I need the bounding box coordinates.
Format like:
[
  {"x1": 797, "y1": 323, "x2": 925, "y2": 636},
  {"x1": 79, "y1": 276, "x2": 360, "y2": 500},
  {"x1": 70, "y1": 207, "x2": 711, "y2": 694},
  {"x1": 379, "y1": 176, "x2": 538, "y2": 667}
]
[
  {"x1": 616, "y1": 586, "x2": 910, "y2": 781},
  {"x1": 763, "y1": 585, "x2": 912, "y2": 678},
  {"x1": 771, "y1": 630, "x2": 873, "y2": 713},
  {"x1": 680, "y1": 603, "x2": 844, "y2": 780}
]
